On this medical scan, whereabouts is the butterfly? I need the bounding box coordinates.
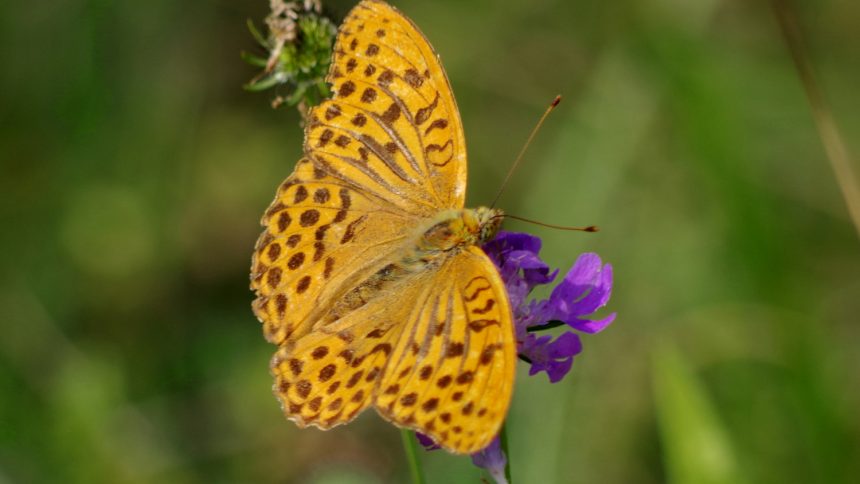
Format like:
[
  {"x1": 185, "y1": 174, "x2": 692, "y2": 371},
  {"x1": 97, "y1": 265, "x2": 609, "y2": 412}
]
[{"x1": 250, "y1": 0, "x2": 515, "y2": 454}]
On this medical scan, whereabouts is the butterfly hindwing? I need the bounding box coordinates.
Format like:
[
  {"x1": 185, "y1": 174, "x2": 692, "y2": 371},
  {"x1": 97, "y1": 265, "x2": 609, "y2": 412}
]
[
  {"x1": 271, "y1": 246, "x2": 515, "y2": 453},
  {"x1": 270, "y1": 319, "x2": 400, "y2": 430},
  {"x1": 269, "y1": 274, "x2": 423, "y2": 429},
  {"x1": 374, "y1": 247, "x2": 516, "y2": 454}
]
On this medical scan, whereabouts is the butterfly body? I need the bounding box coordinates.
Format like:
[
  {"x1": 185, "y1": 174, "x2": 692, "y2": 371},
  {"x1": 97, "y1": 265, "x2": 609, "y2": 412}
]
[
  {"x1": 251, "y1": 0, "x2": 515, "y2": 454},
  {"x1": 315, "y1": 206, "x2": 503, "y2": 325},
  {"x1": 406, "y1": 206, "x2": 504, "y2": 268}
]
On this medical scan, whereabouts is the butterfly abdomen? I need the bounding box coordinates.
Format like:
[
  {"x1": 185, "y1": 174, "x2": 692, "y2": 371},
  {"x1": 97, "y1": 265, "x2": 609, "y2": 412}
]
[
  {"x1": 326, "y1": 263, "x2": 408, "y2": 322},
  {"x1": 326, "y1": 253, "x2": 444, "y2": 323}
]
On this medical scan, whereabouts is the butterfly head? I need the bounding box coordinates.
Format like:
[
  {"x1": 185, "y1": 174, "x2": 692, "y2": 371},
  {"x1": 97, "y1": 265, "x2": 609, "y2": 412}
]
[{"x1": 468, "y1": 206, "x2": 505, "y2": 245}]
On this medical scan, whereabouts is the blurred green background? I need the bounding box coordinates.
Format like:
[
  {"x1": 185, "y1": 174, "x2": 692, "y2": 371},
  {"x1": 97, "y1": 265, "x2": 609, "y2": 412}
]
[{"x1": 2, "y1": 0, "x2": 859, "y2": 482}]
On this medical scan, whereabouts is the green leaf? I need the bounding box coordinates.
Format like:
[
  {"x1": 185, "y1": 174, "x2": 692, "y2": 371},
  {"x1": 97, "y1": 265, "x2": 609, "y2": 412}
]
[
  {"x1": 651, "y1": 341, "x2": 745, "y2": 484},
  {"x1": 240, "y1": 51, "x2": 268, "y2": 68},
  {"x1": 246, "y1": 18, "x2": 269, "y2": 48},
  {"x1": 244, "y1": 75, "x2": 282, "y2": 92}
]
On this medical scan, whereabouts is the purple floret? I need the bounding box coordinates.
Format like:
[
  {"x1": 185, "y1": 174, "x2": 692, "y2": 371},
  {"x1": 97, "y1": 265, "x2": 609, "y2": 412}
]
[{"x1": 483, "y1": 231, "x2": 615, "y2": 382}]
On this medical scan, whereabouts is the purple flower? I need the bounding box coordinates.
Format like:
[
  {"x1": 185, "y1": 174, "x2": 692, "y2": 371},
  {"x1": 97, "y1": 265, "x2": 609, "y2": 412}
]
[
  {"x1": 415, "y1": 432, "x2": 440, "y2": 451},
  {"x1": 416, "y1": 432, "x2": 508, "y2": 483},
  {"x1": 483, "y1": 231, "x2": 615, "y2": 383},
  {"x1": 471, "y1": 435, "x2": 508, "y2": 484},
  {"x1": 520, "y1": 331, "x2": 582, "y2": 383},
  {"x1": 482, "y1": 232, "x2": 556, "y2": 312}
]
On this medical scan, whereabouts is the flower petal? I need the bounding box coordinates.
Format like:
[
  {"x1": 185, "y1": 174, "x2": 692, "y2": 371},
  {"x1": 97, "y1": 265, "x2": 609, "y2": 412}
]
[
  {"x1": 550, "y1": 253, "x2": 603, "y2": 306},
  {"x1": 483, "y1": 232, "x2": 615, "y2": 382},
  {"x1": 506, "y1": 249, "x2": 548, "y2": 270},
  {"x1": 471, "y1": 435, "x2": 508, "y2": 484},
  {"x1": 567, "y1": 312, "x2": 617, "y2": 334},
  {"x1": 547, "y1": 254, "x2": 614, "y2": 332},
  {"x1": 565, "y1": 260, "x2": 613, "y2": 314},
  {"x1": 415, "y1": 432, "x2": 440, "y2": 451},
  {"x1": 548, "y1": 331, "x2": 583, "y2": 358},
  {"x1": 520, "y1": 332, "x2": 582, "y2": 383}
]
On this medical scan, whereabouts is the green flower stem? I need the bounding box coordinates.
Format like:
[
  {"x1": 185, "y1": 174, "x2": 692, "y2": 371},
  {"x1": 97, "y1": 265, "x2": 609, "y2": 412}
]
[
  {"x1": 400, "y1": 429, "x2": 427, "y2": 484},
  {"x1": 500, "y1": 422, "x2": 513, "y2": 483}
]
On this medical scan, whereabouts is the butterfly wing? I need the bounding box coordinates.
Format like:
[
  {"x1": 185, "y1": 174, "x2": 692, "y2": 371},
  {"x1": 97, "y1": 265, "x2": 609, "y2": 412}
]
[
  {"x1": 255, "y1": 0, "x2": 510, "y2": 453},
  {"x1": 269, "y1": 270, "x2": 430, "y2": 430},
  {"x1": 253, "y1": 0, "x2": 468, "y2": 344},
  {"x1": 271, "y1": 245, "x2": 515, "y2": 454},
  {"x1": 374, "y1": 246, "x2": 516, "y2": 454},
  {"x1": 251, "y1": 158, "x2": 413, "y2": 344},
  {"x1": 307, "y1": 0, "x2": 468, "y2": 213}
]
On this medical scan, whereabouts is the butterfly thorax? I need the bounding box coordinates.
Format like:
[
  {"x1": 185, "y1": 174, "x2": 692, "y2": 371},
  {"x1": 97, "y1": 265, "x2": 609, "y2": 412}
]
[{"x1": 406, "y1": 206, "x2": 504, "y2": 270}]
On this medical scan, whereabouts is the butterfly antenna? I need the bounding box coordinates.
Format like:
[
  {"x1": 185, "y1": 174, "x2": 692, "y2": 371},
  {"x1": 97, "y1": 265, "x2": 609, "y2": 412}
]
[
  {"x1": 501, "y1": 213, "x2": 598, "y2": 232},
  {"x1": 490, "y1": 95, "x2": 562, "y2": 208}
]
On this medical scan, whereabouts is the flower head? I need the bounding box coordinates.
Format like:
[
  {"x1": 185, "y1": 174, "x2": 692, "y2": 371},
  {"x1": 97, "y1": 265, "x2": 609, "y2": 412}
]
[
  {"x1": 482, "y1": 231, "x2": 615, "y2": 383},
  {"x1": 244, "y1": 0, "x2": 336, "y2": 111}
]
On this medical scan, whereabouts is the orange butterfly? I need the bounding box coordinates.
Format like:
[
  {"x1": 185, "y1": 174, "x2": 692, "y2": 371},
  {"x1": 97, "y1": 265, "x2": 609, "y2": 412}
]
[{"x1": 250, "y1": 0, "x2": 514, "y2": 454}]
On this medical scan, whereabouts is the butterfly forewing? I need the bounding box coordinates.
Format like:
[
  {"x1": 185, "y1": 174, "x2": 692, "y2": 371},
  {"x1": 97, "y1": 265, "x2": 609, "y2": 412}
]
[
  {"x1": 251, "y1": 158, "x2": 412, "y2": 345},
  {"x1": 306, "y1": 0, "x2": 468, "y2": 212}
]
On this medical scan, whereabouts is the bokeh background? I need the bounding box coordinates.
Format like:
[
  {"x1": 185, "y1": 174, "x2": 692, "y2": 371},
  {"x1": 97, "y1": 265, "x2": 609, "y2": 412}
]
[{"x1": 2, "y1": 0, "x2": 859, "y2": 482}]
